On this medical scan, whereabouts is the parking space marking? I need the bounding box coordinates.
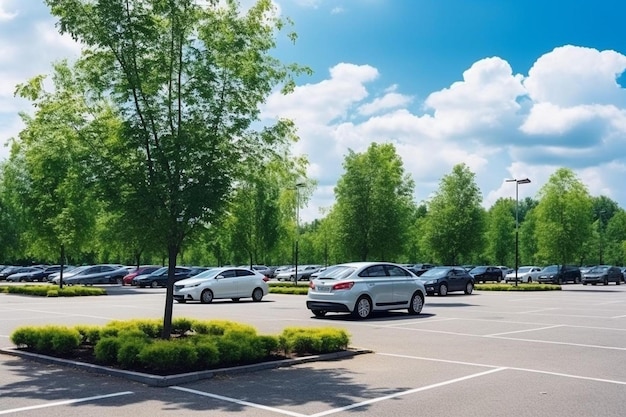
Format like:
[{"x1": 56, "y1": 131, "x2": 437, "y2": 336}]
[
  {"x1": 516, "y1": 308, "x2": 559, "y2": 314},
  {"x1": 485, "y1": 324, "x2": 563, "y2": 337},
  {"x1": 379, "y1": 352, "x2": 626, "y2": 386},
  {"x1": 171, "y1": 386, "x2": 308, "y2": 417},
  {"x1": 0, "y1": 391, "x2": 134, "y2": 415},
  {"x1": 308, "y1": 368, "x2": 506, "y2": 417},
  {"x1": 488, "y1": 335, "x2": 626, "y2": 351}
]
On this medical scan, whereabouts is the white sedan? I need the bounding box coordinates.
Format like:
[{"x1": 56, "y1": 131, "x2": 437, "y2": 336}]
[
  {"x1": 173, "y1": 267, "x2": 269, "y2": 304},
  {"x1": 306, "y1": 262, "x2": 426, "y2": 319},
  {"x1": 505, "y1": 266, "x2": 543, "y2": 283}
]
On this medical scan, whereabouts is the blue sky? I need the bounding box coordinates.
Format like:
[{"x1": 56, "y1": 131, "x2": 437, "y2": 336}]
[{"x1": 2, "y1": 1, "x2": 626, "y2": 222}]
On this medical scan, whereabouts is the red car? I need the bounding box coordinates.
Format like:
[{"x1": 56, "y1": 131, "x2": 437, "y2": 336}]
[{"x1": 122, "y1": 266, "x2": 161, "y2": 286}]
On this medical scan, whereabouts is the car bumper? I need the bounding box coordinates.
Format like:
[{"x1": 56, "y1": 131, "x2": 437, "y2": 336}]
[{"x1": 306, "y1": 300, "x2": 351, "y2": 313}]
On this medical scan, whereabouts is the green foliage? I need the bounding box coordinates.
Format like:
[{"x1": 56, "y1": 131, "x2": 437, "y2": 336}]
[
  {"x1": 279, "y1": 327, "x2": 350, "y2": 355},
  {"x1": 484, "y1": 198, "x2": 515, "y2": 265},
  {"x1": 0, "y1": 285, "x2": 106, "y2": 297},
  {"x1": 172, "y1": 318, "x2": 194, "y2": 336},
  {"x1": 334, "y1": 143, "x2": 415, "y2": 261},
  {"x1": 475, "y1": 283, "x2": 561, "y2": 291},
  {"x1": 422, "y1": 163, "x2": 485, "y2": 265},
  {"x1": 138, "y1": 340, "x2": 199, "y2": 373},
  {"x1": 269, "y1": 286, "x2": 309, "y2": 295},
  {"x1": 10, "y1": 318, "x2": 350, "y2": 374},
  {"x1": 534, "y1": 168, "x2": 593, "y2": 265}
]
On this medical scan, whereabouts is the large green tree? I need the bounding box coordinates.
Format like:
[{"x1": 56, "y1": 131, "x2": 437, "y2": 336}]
[
  {"x1": 333, "y1": 142, "x2": 415, "y2": 261},
  {"x1": 484, "y1": 198, "x2": 515, "y2": 265},
  {"x1": 534, "y1": 168, "x2": 593, "y2": 265},
  {"x1": 422, "y1": 163, "x2": 485, "y2": 265},
  {"x1": 43, "y1": 0, "x2": 306, "y2": 337}
]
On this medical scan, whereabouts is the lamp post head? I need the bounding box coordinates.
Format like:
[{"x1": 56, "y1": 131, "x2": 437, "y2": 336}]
[{"x1": 506, "y1": 178, "x2": 531, "y2": 185}]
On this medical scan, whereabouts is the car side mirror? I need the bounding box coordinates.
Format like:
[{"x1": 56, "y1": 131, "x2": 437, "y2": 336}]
[{"x1": 216, "y1": 275, "x2": 224, "y2": 280}]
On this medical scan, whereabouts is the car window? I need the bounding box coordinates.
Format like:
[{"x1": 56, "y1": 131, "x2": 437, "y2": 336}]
[
  {"x1": 220, "y1": 269, "x2": 236, "y2": 278},
  {"x1": 236, "y1": 269, "x2": 254, "y2": 277},
  {"x1": 359, "y1": 265, "x2": 387, "y2": 278},
  {"x1": 386, "y1": 265, "x2": 410, "y2": 277},
  {"x1": 317, "y1": 265, "x2": 356, "y2": 280}
]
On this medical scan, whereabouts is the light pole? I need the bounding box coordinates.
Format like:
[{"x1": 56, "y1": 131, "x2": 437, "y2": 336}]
[
  {"x1": 506, "y1": 178, "x2": 531, "y2": 287},
  {"x1": 294, "y1": 181, "x2": 305, "y2": 285}
]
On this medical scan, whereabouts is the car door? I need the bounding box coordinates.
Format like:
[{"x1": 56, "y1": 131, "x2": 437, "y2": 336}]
[
  {"x1": 235, "y1": 269, "x2": 257, "y2": 297},
  {"x1": 359, "y1": 264, "x2": 394, "y2": 307},
  {"x1": 386, "y1": 264, "x2": 416, "y2": 305},
  {"x1": 447, "y1": 268, "x2": 464, "y2": 291},
  {"x1": 214, "y1": 268, "x2": 238, "y2": 298}
]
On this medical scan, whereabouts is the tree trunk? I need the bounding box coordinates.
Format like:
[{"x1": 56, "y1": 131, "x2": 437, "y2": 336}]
[{"x1": 161, "y1": 243, "x2": 179, "y2": 339}]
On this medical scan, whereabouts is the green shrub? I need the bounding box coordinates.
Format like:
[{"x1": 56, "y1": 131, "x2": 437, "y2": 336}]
[
  {"x1": 74, "y1": 325, "x2": 102, "y2": 345},
  {"x1": 138, "y1": 340, "x2": 198, "y2": 373},
  {"x1": 94, "y1": 337, "x2": 121, "y2": 364},
  {"x1": 269, "y1": 286, "x2": 309, "y2": 295},
  {"x1": 172, "y1": 318, "x2": 194, "y2": 336},
  {"x1": 51, "y1": 328, "x2": 81, "y2": 355},
  {"x1": 193, "y1": 320, "x2": 257, "y2": 336},
  {"x1": 190, "y1": 336, "x2": 220, "y2": 368},
  {"x1": 47, "y1": 289, "x2": 59, "y2": 297},
  {"x1": 257, "y1": 335, "x2": 279, "y2": 355},
  {"x1": 117, "y1": 337, "x2": 150, "y2": 368},
  {"x1": 10, "y1": 326, "x2": 40, "y2": 348},
  {"x1": 279, "y1": 327, "x2": 350, "y2": 355},
  {"x1": 215, "y1": 336, "x2": 243, "y2": 365}
]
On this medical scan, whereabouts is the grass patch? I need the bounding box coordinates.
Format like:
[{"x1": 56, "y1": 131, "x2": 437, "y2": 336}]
[
  {"x1": 475, "y1": 283, "x2": 561, "y2": 291},
  {"x1": 10, "y1": 319, "x2": 350, "y2": 375},
  {"x1": 0, "y1": 285, "x2": 106, "y2": 297}
]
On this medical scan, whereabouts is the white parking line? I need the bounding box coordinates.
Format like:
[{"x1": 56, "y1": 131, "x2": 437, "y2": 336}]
[
  {"x1": 485, "y1": 324, "x2": 563, "y2": 337},
  {"x1": 490, "y1": 335, "x2": 626, "y2": 351},
  {"x1": 308, "y1": 368, "x2": 506, "y2": 417},
  {"x1": 0, "y1": 391, "x2": 133, "y2": 415},
  {"x1": 171, "y1": 386, "x2": 308, "y2": 417}
]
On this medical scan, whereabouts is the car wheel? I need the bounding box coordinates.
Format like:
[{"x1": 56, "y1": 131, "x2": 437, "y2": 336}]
[
  {"x1": 150, "y1": 281, "x2": 159, "y2": 288},
  {"x1": 352, "y1": 296, "x2": 372, "y2": 319},
  {"x1": 19, "y1": 278, "x2": 26, "y2": 282},
  {"x1": 617, "y1": 280, "x2": 621, "y2": 286},
  {"x1": 604, "y1": 278, "x2": 609, "y2": 286},
  {"x1": 583, "y1": 282, "x2": 587, "y2": 285},
  {"x1": 312, "y1": 310, "x2": 327, "y2": 317},
  {"x1": 232, "y1": 298, "x2": 240, "y2": 302},
  {"x1": 116, "y1": 277, "x2": 123, "y2": 285},
  {"x1": 201, "y1": 289, "x2": 214, "y2": 304},
  {"x1": 464, "y1": 281, "x2": 474, "y2": 295},
  {"x1": 575, "y1": 276, "x2": 581, "y2": 284},
  {"x1": 438, "y1": 283, "x2": 448, "y2": 296},
  {"x1": 557, "y1": 277, "x2": 563, "y2": 285},
  {"x1": 252, "y1": 288, "x2": 263, "y2": 302},
  {"x1": 408, "y1": 292, "x2": 424, "y2": 315}
]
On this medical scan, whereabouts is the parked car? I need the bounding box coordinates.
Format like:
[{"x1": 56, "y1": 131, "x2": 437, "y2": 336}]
[
  {"x1": 122, "y1": 265, "x2": 161, "y2": 286},
  {"x1": 621, "y1": 267, "x2": 626, "y2": 282},
  {"x1": 64, "y1": 264, "x2": 129, "y2": 285},
  {"x1": 238, "y1": 265, "x2": 273, "y2": 278},
  {"x1": 469, "y1": 266, "x2": 503, "y2": 283},
  {"x1": 505, "y1": 266, "x2": 543, "y2": 283},
  {"x1": 404, "y1": 263, "x2": 435, "y2": 276},
  {"x1": 49, "y1": 265, "x2": 90, "y2": 285},
  {"x1": 306, "y1": 262, "x2": 426, "y2": 319},
  {"x1": 174, "y1": 267, "x2": 269, "y2": 304},
  {"x1": 133, "y1": 266, "x2": 197, "y2": 288},
  {"x1": 582, "y1": 265, "x2": 622, "y2": 285},
  {"x1": 5, "y1": 266, "x2": 47, "y2": 282},
  {"x1": 418, "y1": 266, "x2": 474, "y2": 296},
  {"x1": 0, "y1": 266, "x2": 39, "y2": 281},
  {"x1": 276, "y1": 267, "x2": 296, "y2": 281},
  {"x1": 537, "y1": 265, "x2": 581, "y2": 284}
]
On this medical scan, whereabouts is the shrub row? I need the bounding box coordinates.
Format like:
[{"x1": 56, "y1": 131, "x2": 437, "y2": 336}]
[
  {"x1": 10, "y1": 318, "x2": 350, "y2": 374},
  {"x1": 269, "y1": 286, "x2": 309, "y2": 295},
  {"x1": 475, "y1": 283, "x2": 561, "y2": 291},
  {"x1": 0, "y1": 285, "x2": 106, "y2": 297}
]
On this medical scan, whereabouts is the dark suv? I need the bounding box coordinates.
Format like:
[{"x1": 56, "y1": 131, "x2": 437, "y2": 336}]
[{"x1": 537, "y1": 265, "x2": 581, "y2": 284}]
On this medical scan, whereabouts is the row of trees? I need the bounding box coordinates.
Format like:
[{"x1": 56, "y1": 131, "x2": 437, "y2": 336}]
[{"x1": 1, "y1": 1, "x2": 625, "y2": 337}]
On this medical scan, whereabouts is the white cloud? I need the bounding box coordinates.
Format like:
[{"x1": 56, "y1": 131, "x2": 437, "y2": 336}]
[
  {"x1": 331, "y1": 7, "x2": 345, "y2": 14},
  {"x1": 524, "y1": 45, "x2": 626, "y2": 107},
  {"x1": 0, "y1": 4, "x2": 17, "y2": 21},
  {"x1": 358, "y1": 91, "x2": 413, "y2": 116}
]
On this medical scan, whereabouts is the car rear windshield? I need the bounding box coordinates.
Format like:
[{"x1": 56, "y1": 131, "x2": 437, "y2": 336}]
[{"x1": 316, "y1": 265, "x2": 356, "y2": 280}]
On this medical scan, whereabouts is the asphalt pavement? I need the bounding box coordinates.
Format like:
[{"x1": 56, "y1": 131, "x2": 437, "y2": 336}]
[{"x1": 1, "y1": 283, "x2": 625, "y2": 416}]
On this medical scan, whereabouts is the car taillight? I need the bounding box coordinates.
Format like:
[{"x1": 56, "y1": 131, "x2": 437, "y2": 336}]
[
  {"x1": 332, "y1": 281, "x2": 354, "y2": 291},
  {"x1": 309, "y1": 281, "x2": 315, "y2": 289},
  {"x1": 262, "y1": 277, "x2": 270, "y2": 282}
]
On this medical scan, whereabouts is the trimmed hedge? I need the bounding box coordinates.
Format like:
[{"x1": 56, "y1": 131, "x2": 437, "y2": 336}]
[
  {"x1": 0, "y1": 285, "x2": 106, "y2": 297},
  {"x1": 10, "y1": 318, "x2": 351, "y2": 374},
  {"x1": 475, "y1": 283, "x2": 561, "y2": 291}
]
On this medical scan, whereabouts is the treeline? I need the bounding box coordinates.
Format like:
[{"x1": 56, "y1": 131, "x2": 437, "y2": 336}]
[{"x1": 2, "y1": 141, "x2": 625, "y2": 268}]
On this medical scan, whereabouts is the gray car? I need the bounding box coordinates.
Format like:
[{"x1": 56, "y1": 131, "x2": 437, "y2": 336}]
[
  {"x1": 63, "y1": 264, "x2": 129, "y2": 285},
  {"x1": 306, "y1": 262, "x2": 426, "y2": 319},
  {"x1": 582, "y1": 265, "x2": 622, "y2": 285}
]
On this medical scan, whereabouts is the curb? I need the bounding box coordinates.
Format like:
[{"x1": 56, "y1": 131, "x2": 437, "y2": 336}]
[{"x1": 0, "y1": 347, "x2": 372, "y2": 387}]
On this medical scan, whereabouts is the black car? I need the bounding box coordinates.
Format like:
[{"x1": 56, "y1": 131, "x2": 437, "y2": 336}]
[
  {"x1": 418, "y1": 266, "x2": 475, "y2": 296},
  {"x1": 469, "y1": 266, "x2": 503, "y2": 283},
  {"x1": 133, "y1": 266, "x2": 207, "y2": 288},
  {"x1": 0, "y1": 266, "x2": 44, "y2": 281},
  {"x1": 64, "y1": 264, "x2": 129, "y2": 285},
  {"x1": 582, "y1": 265, "x2": 622, "y2": 285},
  {"x1": 537, "y1": 265, "x2": 581, "y2": 284},
  {"x1": 404, "y1": 263, "x2": 435, "y2": 276}
]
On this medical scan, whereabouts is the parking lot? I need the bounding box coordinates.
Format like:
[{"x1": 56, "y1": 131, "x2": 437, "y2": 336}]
[{"x1": 1, "y1": 284, "x2": 626, "y2": 416}]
